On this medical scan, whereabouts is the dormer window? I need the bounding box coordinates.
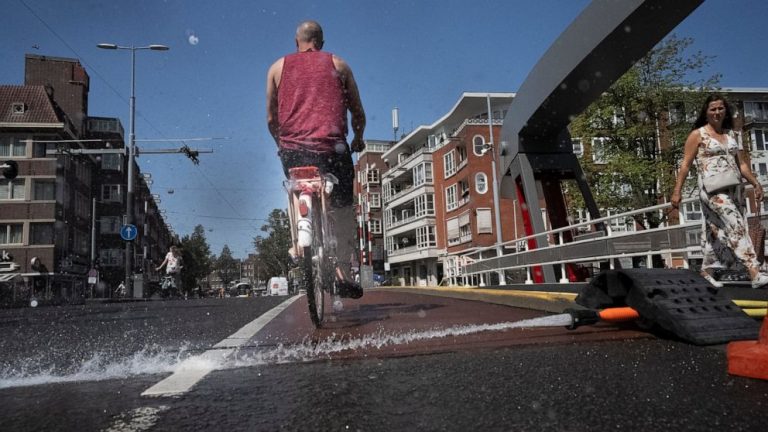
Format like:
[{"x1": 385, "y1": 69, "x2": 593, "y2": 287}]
[{"x1": 11, "y1": 102, "x2": 27, "y2": 114}]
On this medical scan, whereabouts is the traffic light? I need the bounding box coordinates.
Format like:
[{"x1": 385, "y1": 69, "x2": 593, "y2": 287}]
[{"x1": 1, "y1": 160, "x2": 18, "y2": 180}]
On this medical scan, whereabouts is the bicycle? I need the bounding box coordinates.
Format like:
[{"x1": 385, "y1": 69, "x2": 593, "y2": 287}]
[
  {"x1": 285, "y1": 166, "x2": 339, "y2": 327},
  {"x1": 114, "y1": 282, "x2": 126, "y2": 298},
  {"x1": 160, "y1": 274, "x2": 180, "y2": 299}
]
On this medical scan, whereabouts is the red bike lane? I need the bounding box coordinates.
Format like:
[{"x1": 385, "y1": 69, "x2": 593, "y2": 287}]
[{"x1": 249, "y1": 289, "x2": 651, "y2": 360}]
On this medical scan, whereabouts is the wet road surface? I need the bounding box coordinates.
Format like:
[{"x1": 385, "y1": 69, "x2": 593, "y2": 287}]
[{"x1": 1, "y1": 289, "x2": 767, "y2": 431}]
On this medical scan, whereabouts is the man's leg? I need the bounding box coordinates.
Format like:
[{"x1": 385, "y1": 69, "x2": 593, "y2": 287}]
[
  {"x1": 329, "y1": 204, "x2": 356, "y2": 280},
  {"x1": 323, "y1": 147, "x2": 363, "y2": 298}
]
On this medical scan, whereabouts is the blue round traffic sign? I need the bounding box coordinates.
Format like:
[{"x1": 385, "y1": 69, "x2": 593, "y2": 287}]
[{"x1": 120, "y1": 224, "x2": 138, "y2": 241}]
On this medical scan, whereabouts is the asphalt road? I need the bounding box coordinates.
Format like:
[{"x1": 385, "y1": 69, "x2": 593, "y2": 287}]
[{"x1": 1, "y1": 293, "x2": 767, "y2": 431}]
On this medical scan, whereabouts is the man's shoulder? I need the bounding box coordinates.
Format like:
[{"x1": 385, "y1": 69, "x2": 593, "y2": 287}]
[{"x1": 269, "y1": 57, "x2": 285, "y2": 71}]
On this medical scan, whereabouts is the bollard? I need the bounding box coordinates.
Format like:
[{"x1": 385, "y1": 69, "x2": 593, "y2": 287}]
[{"x1": 727, "y1": 312, "x2": 768, "y2": 381}]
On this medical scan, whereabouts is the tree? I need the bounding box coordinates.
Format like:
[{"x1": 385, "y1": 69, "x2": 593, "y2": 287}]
[
  {"x1": 567, "y1": 34, "x2": 720, "y2": 228},
  {"x1": 215, "y1": 245, "x2": 239, "y2": 289},
  {"x1": 179, "y1": 224, "x2": 212, "y2": 295},
  {"x1": 253, "y1": 208, "x2": 293, "y2": 278}
]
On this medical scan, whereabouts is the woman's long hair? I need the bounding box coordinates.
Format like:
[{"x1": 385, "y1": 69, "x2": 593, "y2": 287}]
[{"x1": 692, "y1": 93, "x2": 734, "y2": 130}]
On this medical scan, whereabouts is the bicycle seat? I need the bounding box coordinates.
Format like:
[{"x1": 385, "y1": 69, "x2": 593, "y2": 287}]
[{"x1": 288, "y1": 166, "x2": 322, "y2": 180}]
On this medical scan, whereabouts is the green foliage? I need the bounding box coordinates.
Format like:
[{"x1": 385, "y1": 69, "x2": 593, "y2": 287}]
[
  {"x1": 567, "y1": 35, "x2": 720, "y2": 227},
  {"x1": 179, "y1": 224, "x2": 212, "y2": 294},
  {"x1": 253, "y1": 208, "x2": 292, "y2": 278},
  {"x1": 215, "y1": 244, "x2": 239, "y2": 288}
]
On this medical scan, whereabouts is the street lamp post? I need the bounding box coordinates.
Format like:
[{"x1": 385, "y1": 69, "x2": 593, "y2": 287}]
[{"x1": 97, "y1": 43, "x2": 169, "y2": 297}]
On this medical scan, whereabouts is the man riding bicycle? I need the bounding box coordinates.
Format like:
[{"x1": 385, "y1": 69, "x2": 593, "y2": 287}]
[
  {"x1": 266, "y1": 20, "x2": 365, "y2": 299},
  {"x1": 156, "y1": 245, "x2": 183, "y2": 295}
]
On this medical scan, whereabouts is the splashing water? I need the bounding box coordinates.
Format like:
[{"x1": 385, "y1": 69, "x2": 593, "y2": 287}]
[
  {"x1": 229, "y1": 313, "x2": 574, "y2": 367},
  {"x1": 0, "y1": 346, "x2": 194, "y2": 390},
  {"x1": 0, "y1": 314, "x2": 573, "y2": 389}
]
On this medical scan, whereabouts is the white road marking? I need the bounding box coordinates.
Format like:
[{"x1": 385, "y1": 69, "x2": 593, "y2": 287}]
[{"x1": 141, "y1": 295, "x2": 301, "y2": 397}]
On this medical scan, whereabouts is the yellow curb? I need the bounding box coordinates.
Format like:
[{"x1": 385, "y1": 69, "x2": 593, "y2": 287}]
[
  {"x1": 733, "y1": 300, "x2": 768, "y2": 308},
  {"x1": 376, "y1": 285, "x2": 576, "y2": 301},
  {"x1": 744, "y1": 308, "x2": 767, "y2": 318}
]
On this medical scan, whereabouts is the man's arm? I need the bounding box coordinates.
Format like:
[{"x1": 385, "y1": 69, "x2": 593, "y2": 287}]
[
  {"x1": 266, "y1": 59, "x2": 284, "y2": 147},
  {"x1": 334, "y1": 56, "x2": 366, "y2": 152}
]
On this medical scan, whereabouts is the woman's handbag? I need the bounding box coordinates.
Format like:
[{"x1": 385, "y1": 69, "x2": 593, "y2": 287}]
[
  {"x1": 702, "y1": 167, "x2": 743, "y2": 193},
  {"x1": 748, "y1": 206, "x2": 766, "y2": 264}
]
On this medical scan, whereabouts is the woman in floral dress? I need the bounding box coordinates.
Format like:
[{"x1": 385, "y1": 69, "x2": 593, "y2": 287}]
[{"x1": 671, "y1": 94, "x2": 768, "y2": 288}]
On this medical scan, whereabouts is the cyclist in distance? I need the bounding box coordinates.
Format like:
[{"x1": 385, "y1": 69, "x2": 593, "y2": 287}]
[
  {"x1": 156, "y1": 245, "x2": 183, "y2": 295},
  {"x1": 266, "y1": 20, "x2": 365, "y2": 299}
]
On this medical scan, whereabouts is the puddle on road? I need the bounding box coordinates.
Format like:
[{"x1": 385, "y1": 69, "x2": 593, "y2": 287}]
[{"x1": 0, "y1": 315, "x2": 571, "y2": 389}]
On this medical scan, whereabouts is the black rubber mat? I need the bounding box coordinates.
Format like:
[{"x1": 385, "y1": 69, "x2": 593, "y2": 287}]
[{"x1": 576, "y1": 269, "x2": 759, "y2": 345}]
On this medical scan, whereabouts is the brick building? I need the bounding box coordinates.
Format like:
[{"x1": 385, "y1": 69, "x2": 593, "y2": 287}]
[{"x1": 0, "y1": 54, "x2": 173, "y2": 305}]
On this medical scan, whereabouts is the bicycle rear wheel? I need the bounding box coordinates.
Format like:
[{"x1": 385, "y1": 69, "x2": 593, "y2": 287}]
[{"x1": 303, "y1": 204, "x2": 326, "y2": 327}]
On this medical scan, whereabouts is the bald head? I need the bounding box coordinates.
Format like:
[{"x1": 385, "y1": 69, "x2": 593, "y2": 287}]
[{"x1": 295, "y1": 20, "x2": 324, "y2": 51}]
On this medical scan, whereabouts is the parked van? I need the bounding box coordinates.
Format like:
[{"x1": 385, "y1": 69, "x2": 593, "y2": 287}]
[{"x1": 268, "y1": 277, "x2": 289, "y2": 296}]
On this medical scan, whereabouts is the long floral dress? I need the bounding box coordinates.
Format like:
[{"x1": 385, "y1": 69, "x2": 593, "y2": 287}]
[{"x1": 696, "y1": 127, "x2": 760, "y2": 274}]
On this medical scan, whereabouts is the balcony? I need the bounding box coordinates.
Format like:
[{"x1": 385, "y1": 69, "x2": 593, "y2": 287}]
[
  {"x1": 384, "y1": 147, "x2": 433, "y2": 178},
  {"x1": 449, "y1": 118, "x2": 503, "y2": 138}
]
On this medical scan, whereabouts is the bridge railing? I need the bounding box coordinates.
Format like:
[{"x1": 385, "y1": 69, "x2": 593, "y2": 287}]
[{"x1": 460, "y1": 196, "x2": 705, "y2": 284}]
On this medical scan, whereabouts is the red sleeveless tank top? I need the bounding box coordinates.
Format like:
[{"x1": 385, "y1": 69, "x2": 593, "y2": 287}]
[{"x1": 278, "y1": 51, "x2": 348, "y2": 153}]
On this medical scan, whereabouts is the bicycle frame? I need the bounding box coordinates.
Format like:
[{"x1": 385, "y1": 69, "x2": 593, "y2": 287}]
[{"x1": 284, "y1": 166, "x2": 338, "y2": 327}]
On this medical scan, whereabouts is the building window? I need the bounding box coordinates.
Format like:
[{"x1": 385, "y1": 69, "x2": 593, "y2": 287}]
[
  {"x1": 0, "y1": 178, "x2": 25, "y2": 200},
  {"x1": 444, "y1": 151, "x2": 456, "y2": 178},
  {"x1": 74, "y1": 229, "x2": 89, "y2": 255},
  {"x1": 447, "y1": 217, "x2": 460, "y2": 246},
  {"x1": 683, "y1": 201, "x2": 702, "y2": 221},
  {"x1": 0, "y1": 137, "x2": 26, "y2": 157},
  {"x1": 415, "y1": 194, "x2": 434, "y2": 217},
  {"x1": 591, "y1": 137, "x2": 608, "y2": 164},
  {"x1": 745, "y1": 101, "x2": 768, "y2": 122},
  {"x1": 456, "y1": 145, "x2": 467, "y2": 163},
  {"x1": 102, "y1": 153, "x2": 123, "y2": 171},
  {"x1": 458, "y1": 212, "x2": 472, "y2": 243},
  {"x1": 753, "y1": 163, "x2": 768, "y2": 177},
  {"x1": 33, "y1": 179, "x2": 55, "y2": 200},
  {"x1": 473, "y1": 135, "x2": 486, "y2": 156},
  {"x1": 367, "y1": 168, "x2": 380, "y2": 184},
  {"x1": 475, "y1": 172, "x2": 488, "y2": 194},
  {"x1": 33, "y1": 141, "x2": 56, "y2": 158},
  {"x1": 0, "y1": 224, "x2": 23, "y2": 245},
  {"x1": 445, "y1": 184, "x2": 457, "y2": 211},
  {"x1": 752, "y1": 129, "x2": 768, "y2": 152},
  {"x1": 413, "y1": 162, "x2": 433, "y2": 186},
  {"x1": 99, "y1": 249, "x2": 124, "y2": 267},
  {"x1": 416, "y1": 226, "x2": 436, "y2": 248},
  {"x1": 102, "y1": 184, "x2": 123, "y2": 203},
  {"x1": 30, "y1": 223, "x2": 54, "y2": 245},
  {"x1": 477, "y1": 208, "x2": 493, "y2": 234},
  {"x1": 101, "y1": 216, "x2": 121, "y2": 234},
  {"x1": 369, "y1": 192, "x2": 381, "y2": 208},
  {"x1": 572, "y1": 138, "x2": 583, "y2": 156},
  {"x1": 370, "y1": 219, "x2": 382, "y2": 234}
]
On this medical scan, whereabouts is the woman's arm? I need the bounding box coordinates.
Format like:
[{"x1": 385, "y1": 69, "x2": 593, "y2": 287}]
[
  {"x1": 736, "y1": 149, "x2": 764, "y2": 202},
  {"x1": 671, "y1": 130, "x2": 701, "y2": 208}
]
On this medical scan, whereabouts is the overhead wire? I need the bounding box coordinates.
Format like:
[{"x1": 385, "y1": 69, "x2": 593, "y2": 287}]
[{"x1": 18, "y1": 0, "x2": 269, "y2": 238}]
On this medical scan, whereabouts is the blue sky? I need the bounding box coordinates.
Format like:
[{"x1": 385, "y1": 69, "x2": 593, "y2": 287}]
[{"x1": 3, "y1": 0, "x2": 767, "y2": 258}]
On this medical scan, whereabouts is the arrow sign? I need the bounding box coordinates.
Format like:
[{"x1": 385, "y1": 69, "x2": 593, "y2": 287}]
[{"x1": 120, "y1": 224, "x2": 138, "y2": 241}]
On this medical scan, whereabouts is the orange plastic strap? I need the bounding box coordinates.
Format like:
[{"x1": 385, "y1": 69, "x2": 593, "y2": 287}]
[{"x1": 598, "y1": 307, "x2": 640, "y2": 322}]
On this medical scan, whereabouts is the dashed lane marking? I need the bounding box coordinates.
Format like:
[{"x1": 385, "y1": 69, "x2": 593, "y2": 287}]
[{"x1": 141, "y1": 295, "x2": 301, "y2": 397}]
